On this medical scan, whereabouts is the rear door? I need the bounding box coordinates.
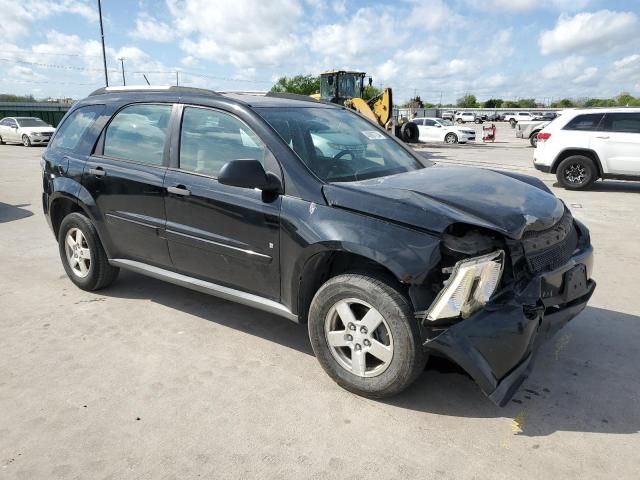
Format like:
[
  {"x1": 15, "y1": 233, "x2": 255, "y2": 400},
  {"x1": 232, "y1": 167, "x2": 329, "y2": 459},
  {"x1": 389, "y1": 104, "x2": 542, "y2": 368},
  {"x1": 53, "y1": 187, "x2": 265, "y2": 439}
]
[
  {"x1": 83, "y1": 103, "x2": 174, "y2": 266},
  {"x1": 593, "y1": 112, "x2": 640, "y2": 175},
  {"x1": 163, "y1": 105, "x2": 281, "y2": 299}
]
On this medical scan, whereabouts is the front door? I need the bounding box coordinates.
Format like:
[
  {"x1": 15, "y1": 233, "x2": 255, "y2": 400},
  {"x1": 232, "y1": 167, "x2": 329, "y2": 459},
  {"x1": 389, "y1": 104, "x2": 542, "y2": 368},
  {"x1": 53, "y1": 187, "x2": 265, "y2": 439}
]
[
  {"x1": 163, "y1": 105, "x2": 281, "y2": 300},
  {"x1": 83, "y1": 103, "x2": 174, "y2": 266}
]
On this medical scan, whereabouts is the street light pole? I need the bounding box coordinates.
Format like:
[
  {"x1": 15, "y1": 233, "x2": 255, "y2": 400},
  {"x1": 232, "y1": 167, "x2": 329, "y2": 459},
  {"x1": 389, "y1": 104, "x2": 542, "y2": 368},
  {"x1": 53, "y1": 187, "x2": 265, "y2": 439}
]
[
  {"x1": 97, "y1": 0, "x2": 108, "y2": 87},
  {"x1": 119, "y1": 57, "x2": 126, "y2": 86}
]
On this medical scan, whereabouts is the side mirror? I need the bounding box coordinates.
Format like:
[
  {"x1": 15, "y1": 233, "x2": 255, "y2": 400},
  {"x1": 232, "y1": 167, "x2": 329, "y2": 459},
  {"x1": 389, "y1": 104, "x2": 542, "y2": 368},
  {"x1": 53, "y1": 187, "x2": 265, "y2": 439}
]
[{"x1": 218, "y1": 159, "x2": 282, "y2": 193}]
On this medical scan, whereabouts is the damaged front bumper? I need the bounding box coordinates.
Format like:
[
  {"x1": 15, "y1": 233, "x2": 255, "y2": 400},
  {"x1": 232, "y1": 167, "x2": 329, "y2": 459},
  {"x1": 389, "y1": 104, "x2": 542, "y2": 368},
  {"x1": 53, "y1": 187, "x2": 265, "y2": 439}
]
[{"x1": 423, "y1": 244, "x2": 595, "y2": 407}]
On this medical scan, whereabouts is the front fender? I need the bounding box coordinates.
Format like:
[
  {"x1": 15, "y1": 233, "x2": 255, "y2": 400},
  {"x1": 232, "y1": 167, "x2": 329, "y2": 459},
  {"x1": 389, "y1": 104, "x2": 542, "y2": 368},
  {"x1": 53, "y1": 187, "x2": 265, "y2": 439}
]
[{"x1": 279, "y1": 196, "x2": 441, "y2": 315}]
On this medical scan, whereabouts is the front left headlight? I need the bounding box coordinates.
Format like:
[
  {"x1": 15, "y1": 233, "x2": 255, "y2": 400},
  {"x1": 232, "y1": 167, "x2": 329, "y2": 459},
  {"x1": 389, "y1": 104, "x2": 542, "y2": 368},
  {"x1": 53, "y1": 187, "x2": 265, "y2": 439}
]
[{"x1": 425, "y1": 250, "x2": 504, "y2": 321}]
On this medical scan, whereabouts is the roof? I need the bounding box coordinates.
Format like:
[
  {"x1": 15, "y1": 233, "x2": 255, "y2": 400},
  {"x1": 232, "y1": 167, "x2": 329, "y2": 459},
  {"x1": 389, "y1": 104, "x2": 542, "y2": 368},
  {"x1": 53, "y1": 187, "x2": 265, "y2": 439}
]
[{"x1": 86, "y1": 85, "x2": 337, "y2": 109}]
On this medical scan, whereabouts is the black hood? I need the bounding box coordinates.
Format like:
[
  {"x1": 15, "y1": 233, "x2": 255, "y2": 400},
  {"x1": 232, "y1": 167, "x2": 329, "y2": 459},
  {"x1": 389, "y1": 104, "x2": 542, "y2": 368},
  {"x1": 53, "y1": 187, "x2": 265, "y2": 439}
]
[{"x1": 322, "y1": 166, "x2": 565, "y2": 239}]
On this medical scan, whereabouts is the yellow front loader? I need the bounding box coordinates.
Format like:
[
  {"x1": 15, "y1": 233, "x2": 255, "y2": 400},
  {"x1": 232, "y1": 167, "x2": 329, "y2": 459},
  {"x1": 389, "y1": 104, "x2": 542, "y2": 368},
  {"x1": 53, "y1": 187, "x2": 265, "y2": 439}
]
[{"x1": 313, "y1": 71, "x2": 419, "y2": 143}]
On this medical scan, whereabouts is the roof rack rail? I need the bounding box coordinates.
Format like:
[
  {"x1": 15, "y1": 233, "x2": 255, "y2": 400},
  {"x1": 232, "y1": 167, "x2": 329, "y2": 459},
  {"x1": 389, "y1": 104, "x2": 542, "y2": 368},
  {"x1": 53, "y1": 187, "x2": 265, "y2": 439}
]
[
  {"x1": 88, "y1": 85, "x2": 220, "y2": 97},
  {"x1": 265, "y1": 92, "x2": 322, "y2": 104}
]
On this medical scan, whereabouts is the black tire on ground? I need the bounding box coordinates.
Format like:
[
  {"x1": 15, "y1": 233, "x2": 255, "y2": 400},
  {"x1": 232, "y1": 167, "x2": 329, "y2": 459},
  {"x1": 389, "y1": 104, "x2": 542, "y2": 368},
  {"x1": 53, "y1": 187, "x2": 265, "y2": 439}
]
[
  {"x1": 509, "y1": 119, "x2": 516, "y2": 128},
  {"x1": 22, "y1": 135, "x2": 31, "y2": 147},
  {"x1": 57, "y1": 212, "x2": 119, "y2": 291},
  {"x1": 474, "y1": 118, "x2": 482, "y2": 124},
  {"x1": 456, "y1": 118, "x2": 463, "y2": 123},
  {"x1": 400, "y1": 122, "x2": 419, "y2": 143},
  {"x1": 308, "y1": 273, "x2": 427, "y2": 398},
  {"x1": 444, "y1": 132, "x2": 458, "y2": 144},
  {"x1": 0, "y1": 135, "x2": 4, "y2": 144},
  {"x1": 530, "y1": 131, "x2": 540, "y2": 148},
  {"x1": 556, "y1": 155, "x2": 598, "y2": 190}
]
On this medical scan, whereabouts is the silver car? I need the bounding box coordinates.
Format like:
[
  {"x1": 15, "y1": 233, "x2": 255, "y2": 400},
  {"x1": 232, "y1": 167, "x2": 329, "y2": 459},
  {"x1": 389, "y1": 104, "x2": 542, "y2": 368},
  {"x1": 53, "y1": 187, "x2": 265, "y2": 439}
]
[{"x1": 0, "y1": 117, "x2": 56, "y2": 146}]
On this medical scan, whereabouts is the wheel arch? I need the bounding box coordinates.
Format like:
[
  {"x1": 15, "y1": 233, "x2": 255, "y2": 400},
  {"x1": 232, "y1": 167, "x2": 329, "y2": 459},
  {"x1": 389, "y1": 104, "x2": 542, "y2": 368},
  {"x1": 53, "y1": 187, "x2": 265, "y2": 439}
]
[
  {"x1": 551, "y1": 148, "x2": 603, "y2": 176},
  {"x1": 294, "y1": 246, "x2": 428, "y2": 324}
]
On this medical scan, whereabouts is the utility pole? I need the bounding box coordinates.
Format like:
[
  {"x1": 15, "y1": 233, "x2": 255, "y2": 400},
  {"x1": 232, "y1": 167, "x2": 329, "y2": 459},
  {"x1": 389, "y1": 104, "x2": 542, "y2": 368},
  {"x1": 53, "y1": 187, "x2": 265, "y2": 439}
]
[
  {"x1": 176, "y1": 71, "x2": 179, "y2": 86},
  {"x1": 119, "y1": 57, "x2": 126, "y2": 86},
  {"x1": 97, "y1": 0, "x2": 108, "y2": 87}
]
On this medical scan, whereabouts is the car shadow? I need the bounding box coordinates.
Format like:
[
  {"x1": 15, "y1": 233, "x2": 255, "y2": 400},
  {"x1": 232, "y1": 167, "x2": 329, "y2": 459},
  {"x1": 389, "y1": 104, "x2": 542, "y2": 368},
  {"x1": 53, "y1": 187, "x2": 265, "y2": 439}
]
[
  {"x1": 99, "y1": 272, "x2": 639, "y2": 437},
  {"x1": 552, "y1": 180, "x2": 640, "y2": 193},
  {"x1": 0, "y1": 202, "x2": 33, "y2": 223}
]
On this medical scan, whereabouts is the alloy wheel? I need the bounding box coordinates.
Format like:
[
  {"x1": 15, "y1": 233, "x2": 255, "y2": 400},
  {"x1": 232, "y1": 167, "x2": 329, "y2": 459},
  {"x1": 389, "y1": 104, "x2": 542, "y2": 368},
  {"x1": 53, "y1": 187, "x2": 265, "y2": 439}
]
[
  {"x1": 65, "y1": 228, "x2": 91, "y2": 278},
  {"x1": 565, "y1": 163, "x2": 586, "y2": 184},
  {"x1": 324, "y1": 298, "x2": 394, "y2": 377}
]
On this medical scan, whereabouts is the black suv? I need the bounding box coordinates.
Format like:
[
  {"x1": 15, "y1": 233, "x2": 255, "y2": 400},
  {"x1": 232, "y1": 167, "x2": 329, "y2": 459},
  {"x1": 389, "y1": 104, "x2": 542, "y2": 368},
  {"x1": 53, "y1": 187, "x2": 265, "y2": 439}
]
[{"x1": 42, "y1": 86, "x2": 595, "y2": 405}]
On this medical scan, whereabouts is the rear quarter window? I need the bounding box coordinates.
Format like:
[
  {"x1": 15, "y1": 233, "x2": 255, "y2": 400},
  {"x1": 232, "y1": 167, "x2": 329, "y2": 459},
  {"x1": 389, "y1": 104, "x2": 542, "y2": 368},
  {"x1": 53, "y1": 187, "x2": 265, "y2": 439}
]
[
  {"x1": 563, "y1": 113, "x2": 604, "y2": 131},
  {"x1": 49, "y1": 105, "x2": 104, "y2": 152},
  {"x1": 602, "y1": 112, "x2": 640, "y2": 133}
]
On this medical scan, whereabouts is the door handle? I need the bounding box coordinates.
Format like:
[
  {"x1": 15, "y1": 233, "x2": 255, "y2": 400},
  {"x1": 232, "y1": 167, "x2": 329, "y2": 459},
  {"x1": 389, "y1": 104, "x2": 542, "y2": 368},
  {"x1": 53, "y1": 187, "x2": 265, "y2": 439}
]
[
  {"x1": 595, "y1": 136, "x2": 610, "y2": 139},
  {"x1": 88, "y1": 167, "x2": 106, "y2": 177},
  {"x1": 167, "y1": 185, "x2": 191, "y2": 196}
]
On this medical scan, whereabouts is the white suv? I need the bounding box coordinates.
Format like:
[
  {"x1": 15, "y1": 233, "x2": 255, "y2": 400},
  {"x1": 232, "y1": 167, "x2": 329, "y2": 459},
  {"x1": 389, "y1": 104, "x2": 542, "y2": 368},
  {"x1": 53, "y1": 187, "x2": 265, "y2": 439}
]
[
  {"x1": 533, "y1": 108, "x2": 640, "y2": 189},
  {"x1": 454, "y1": 112, "x2": 480, "y2": 124}
]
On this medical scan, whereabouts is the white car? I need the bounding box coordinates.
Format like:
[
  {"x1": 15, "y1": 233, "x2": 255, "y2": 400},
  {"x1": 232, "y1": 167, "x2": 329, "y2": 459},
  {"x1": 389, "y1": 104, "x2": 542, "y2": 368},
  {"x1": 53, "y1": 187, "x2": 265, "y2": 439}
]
[
  {"x1": 0, "y1": 117, "x2": 56, "y2": 146},
  {"x1": 533, "y1": 108, "x2": 640, "y2": 189},
  {"x1": 414, "y1": 117, "x2": 476, "y2": 144},
  {"x1": 504, "y1": 112, "x2": 535, "y2": 125},
  {"x1": 454, "y1": 112, "x2": 480, "y2": 124}
]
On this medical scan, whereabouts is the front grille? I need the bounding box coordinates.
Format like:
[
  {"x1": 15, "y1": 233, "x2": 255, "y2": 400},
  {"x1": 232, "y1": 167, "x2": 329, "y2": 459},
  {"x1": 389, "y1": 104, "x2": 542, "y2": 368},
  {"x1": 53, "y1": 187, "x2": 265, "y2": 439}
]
[{"x1": 521, "y1": 211, "x2": 578, "y2": 273}]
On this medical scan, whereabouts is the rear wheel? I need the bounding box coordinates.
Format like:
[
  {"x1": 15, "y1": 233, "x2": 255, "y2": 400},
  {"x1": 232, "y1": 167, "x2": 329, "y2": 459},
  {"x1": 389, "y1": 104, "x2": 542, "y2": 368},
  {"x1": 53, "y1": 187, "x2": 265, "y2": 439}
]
[
  {"x1": 509, "y1": 119, "x2": 516, "y2": 128},
  {"x1": 308, "y1": 273, "x2": 426, "y2": 398},
  {"x1": 58, "y1": 212, "x2": 119, "y2": 291},
  {"x1": 22, "y1": 135, "x2": 31, "y2": 147},
  {"x1": 530, "y1": 131, "x2": 540, "y2": 147},
  {"x1": 444, "y1": 132, "x2": 458, "y2": 144},
  {"x1": 0, "y1": 135, "x2": 4, "y2": 144},
  {"x1": 556, "y1": 155, "x2": 598, "y2": 190},
  {"x1": 456, "y1": 118, "x2": 463, "y2": 123}
]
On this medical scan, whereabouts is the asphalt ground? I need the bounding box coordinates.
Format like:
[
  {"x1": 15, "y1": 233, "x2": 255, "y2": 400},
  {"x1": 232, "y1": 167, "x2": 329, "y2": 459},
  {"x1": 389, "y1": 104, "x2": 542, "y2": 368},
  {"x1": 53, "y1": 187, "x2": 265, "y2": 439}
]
[{"x1": 1, "y1": 126, "x2": 639, "y2": 479}]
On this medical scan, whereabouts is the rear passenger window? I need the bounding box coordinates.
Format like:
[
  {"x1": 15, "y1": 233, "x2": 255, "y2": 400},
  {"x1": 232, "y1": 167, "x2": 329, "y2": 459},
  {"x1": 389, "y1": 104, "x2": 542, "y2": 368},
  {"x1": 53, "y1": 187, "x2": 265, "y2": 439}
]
[
  {"x1": 49, "y1": 105, "x2": 104, "y2": 151},
  {"x1": 602, "y1": 113, "x2": 640, "y2": 133},
  {"x1": 179, "y1": 107, "x2": 266, "y2": 177},
  {"x1": 563, "y1": 114, "x2": 604, "y2": 131},
  {"x1": 103, "y1": 104, "x2": 172, "y2": 165}
]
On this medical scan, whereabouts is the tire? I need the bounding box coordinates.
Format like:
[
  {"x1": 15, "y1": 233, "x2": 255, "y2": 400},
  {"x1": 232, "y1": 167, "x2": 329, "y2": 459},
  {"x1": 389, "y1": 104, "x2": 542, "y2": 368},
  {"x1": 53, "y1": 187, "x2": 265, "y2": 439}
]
[
  {"x1": 509, "y1": 119, "x2": 516, "y2": 128},
  {"x1": 400, "y1": 122, "x2": 419, "y2": 143},
  {"x1": 530, "y1": 132, "x2": 540, "y2": 148},
  {"x1": 556, "y1": 155, "x2": 598, "y2": 190},
  {"x1": 444, "y1": 132, "x2": 458, "y2": 144},
  {"x1": 22, "y1": 135, "x2": 31, "y2": 147},
  {"x1": 308, "y1": 273, "x2": 426, "y2": 398},
  {"x1": 456, "y1": 118, "x2": 463, "y2": 123},
  {"x1": 58, "y1": 212, "x2": 119, "y2": 291},
  {"x1": 474, "y1": 118, "x2": 481, "y2": 124}
]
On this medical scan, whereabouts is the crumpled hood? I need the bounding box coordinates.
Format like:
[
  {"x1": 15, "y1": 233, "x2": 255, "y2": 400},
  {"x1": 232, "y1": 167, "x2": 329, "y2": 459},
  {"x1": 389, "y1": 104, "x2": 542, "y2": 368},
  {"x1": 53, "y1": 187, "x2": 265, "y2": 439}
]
[{"x1": 322, "y1": 166, "x2": 565, "y2": 239}]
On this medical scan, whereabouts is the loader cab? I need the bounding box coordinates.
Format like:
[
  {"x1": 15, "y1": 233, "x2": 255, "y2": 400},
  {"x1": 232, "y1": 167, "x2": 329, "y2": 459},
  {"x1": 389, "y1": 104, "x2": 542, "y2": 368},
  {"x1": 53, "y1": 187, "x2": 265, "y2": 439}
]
[{"x1": 320, "y1": 71, "x2": 368, "y2": 105}]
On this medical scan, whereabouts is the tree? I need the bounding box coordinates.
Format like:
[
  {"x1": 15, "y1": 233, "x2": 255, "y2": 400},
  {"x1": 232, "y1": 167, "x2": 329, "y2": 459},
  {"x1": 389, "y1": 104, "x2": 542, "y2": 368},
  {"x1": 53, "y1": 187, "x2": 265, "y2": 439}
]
[
  {"x1": 456, "y1": 94, "x2": 477, "y2": 108},
  {"x1": 483, "y1": 98, "x2": 503, "y2": 108},
  {"x1": 550, "y1": 98, "x2": 575, "y2": 108},
  {"x1": 517, "y1": 98, "x2": 536, "y2": 108},
  {"x1": 403, "y1": 95, "x2": 424, "y2": 108},
  {"x1": 270, "y1": 75, "x2": 320, "y2": 96},
  {"x1": 362, "y1": 85, "x2": 382, "y2": 101},
  {"x1": 502, "y1": 100, "x2": 519, "y2": 108},
  {"x1": 0, "y1": 93, "x2": 37, "y2": 102},
  {"x1": 616, "y1": 92, "x2": 639, "y2": 106},
  {"x1": 584, "y1": 98, "x2": 616, "y2": 107}
]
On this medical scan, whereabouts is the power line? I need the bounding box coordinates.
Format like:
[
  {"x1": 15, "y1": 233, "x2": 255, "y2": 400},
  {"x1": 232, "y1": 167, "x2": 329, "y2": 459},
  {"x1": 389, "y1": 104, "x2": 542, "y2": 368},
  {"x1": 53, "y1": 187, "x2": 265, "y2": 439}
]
[{"x1": 0, "y1": 57, "x2": 119, "y2": 72}]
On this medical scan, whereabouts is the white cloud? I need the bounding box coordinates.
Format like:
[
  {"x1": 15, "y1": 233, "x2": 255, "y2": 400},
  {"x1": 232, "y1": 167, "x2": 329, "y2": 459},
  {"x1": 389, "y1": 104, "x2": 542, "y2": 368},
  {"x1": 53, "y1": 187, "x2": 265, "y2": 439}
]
[
  {"x1": 574, "y1": 67, "x2": 598, "y2": 84},
  {"x1": 405, "y1": 0, "x2": 454, "y2": 30},
  {"x1": 130, "y1": 13, "x2": 175, "y2": 42},
  {"x1": 614, "y1": 54, "x2": 640, "y2": 70},
  {"x1": 0, "y1": 0, "x2": 96, "y2": 38},
  {"x1": 484, "y1": 0, "x2": 591, "y2": 11},
  {"x1": 168, "y1": 0, "x2": 304, "y2": 68},
  {"x1": 539, "y1": 10, "x2": 638, "y2": 55},
  {"x1": 542, "y1": 55, "x2": 585, "y2": 79}
]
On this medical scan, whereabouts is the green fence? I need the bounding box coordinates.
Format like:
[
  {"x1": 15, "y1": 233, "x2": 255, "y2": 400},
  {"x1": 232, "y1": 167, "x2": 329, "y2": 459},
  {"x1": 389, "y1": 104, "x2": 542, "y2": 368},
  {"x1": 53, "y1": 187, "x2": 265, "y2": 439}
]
[{"x1": 0, "y1": 102, "x2": 72, "y2": 127}]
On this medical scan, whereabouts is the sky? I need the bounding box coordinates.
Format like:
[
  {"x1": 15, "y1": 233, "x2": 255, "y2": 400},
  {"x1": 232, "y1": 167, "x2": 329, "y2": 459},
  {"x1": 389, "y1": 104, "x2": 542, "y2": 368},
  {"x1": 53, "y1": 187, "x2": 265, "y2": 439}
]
[{"x1": 1, "y1": 0, "x2": 639, "y2": 104}]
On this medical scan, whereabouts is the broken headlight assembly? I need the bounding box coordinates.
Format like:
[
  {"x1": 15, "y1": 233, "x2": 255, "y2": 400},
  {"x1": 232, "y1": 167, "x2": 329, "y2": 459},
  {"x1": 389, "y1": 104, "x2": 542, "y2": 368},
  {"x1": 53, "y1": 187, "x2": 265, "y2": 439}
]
[{"x1": 424, "y1": 250, "x2": 504, "y2": 321}]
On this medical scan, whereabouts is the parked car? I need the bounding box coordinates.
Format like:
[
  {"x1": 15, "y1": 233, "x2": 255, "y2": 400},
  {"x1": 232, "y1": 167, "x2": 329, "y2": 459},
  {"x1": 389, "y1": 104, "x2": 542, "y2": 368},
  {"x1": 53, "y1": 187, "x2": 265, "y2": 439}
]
[
  {"x1": 455, "y1": 112, "x2": 481, "y2": 124},
  {"x1": 499, "y1": 112, "x2": 514, "y2": 121},
  {"x1": 414, "y1": 117, "x2": 476, "y2": 144},
  {"x1": 503, "y1": 112, "x2": 535, "y2": 125},
  {"x1": 0, "y1": 116, "x2": 55, "y2": 146},
  {"x1": 534, "y1": 107, "x2": 640, "y2": 189},
  {"x1": 441, "y1": 110, "x2": 455, "y2": 121},
  {"x1": 486, "y1": 112, "x2": 501, "y2": 122},
  {"x1": 516, "y1": 120, "x2": 552, "y2": 147},
  {"x1": 533, "y1": 112, "x2": 557, "y2": 121},
  {"x1": 42, "y1": 86, "x2": 595, "y2": 405}
]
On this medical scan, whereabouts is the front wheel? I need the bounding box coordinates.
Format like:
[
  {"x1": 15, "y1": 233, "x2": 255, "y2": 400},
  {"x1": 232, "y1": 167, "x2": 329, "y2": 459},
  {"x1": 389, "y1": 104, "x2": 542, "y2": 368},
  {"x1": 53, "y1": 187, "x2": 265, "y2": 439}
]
[
  {"x1": 22, "y1": 135, "x2": 31, "y2": 147},
  {"x1": 530, "y1": 132, "x2": 540, "y2": 148},
  {"x1": 444, "y1": 132, "x2": 458, "y2": 144},
  {"x1": 556, "y1": 155, "x2": 598, "y2": 190},
  {"x1": 308, "y1": 274, "x2": 426, "y2": 398}
]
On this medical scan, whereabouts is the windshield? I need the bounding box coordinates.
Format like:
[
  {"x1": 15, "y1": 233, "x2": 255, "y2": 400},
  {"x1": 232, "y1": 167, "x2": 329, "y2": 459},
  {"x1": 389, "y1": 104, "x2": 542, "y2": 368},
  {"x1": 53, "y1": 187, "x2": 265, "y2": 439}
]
[
  {"x1": 16, "y1": 118, "x2": 49, "y2": 127},
  {"x1": 257, "y1": 107, "x2": 427, "y2": 182}
]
